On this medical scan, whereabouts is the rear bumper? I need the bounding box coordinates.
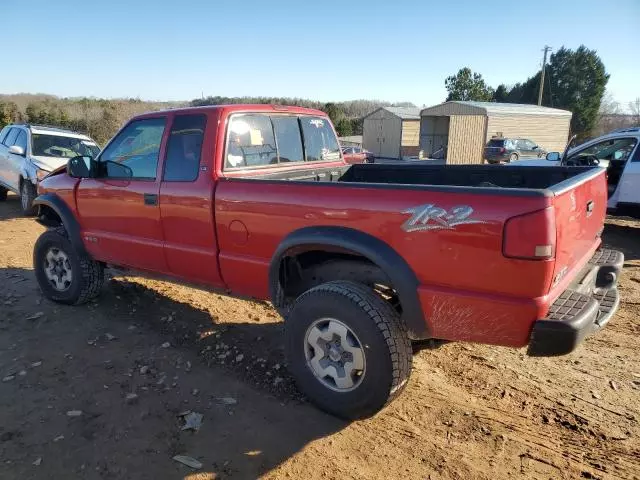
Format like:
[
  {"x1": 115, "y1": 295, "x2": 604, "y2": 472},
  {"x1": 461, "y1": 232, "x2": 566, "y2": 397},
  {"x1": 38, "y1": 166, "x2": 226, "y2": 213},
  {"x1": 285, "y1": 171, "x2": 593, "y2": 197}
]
[{"x1": 527, "y1": 248, "x2": 623, "y2": 356}]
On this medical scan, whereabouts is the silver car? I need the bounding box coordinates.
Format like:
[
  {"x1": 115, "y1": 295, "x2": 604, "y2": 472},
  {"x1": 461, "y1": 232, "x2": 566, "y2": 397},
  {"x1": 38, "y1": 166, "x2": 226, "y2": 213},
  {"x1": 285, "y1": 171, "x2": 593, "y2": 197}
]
[{"x1": 0, "y1": 124, "x2": 100, "y2": 215}]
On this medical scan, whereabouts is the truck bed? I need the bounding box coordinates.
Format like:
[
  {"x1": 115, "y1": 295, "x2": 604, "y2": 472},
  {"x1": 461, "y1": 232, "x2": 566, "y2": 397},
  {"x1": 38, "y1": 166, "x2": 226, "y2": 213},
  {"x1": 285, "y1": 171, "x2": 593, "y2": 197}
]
[{"x1": 339, "y1": 164, "x2": 599, "y2": 193}]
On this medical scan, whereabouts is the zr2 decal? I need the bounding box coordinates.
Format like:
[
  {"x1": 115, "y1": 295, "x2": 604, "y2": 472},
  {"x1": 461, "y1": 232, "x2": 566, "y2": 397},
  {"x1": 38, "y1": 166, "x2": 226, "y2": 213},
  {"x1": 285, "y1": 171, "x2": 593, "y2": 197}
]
[{"x1": 401, "y1": 204, "x2": 486, "y2": 232}]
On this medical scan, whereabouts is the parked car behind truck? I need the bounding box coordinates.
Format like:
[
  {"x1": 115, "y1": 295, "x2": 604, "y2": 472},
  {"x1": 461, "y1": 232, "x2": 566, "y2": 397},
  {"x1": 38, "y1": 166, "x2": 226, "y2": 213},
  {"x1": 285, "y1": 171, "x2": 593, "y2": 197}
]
[
  {"x1": 0, "y1": 124, "x2": 100, "y2": 215},
  {"x1": 485, "y1": 137, "x2": 547, "y2": 164},
  {"x1": 32, "y1": 104, "x2": 622, "y2": 419}
]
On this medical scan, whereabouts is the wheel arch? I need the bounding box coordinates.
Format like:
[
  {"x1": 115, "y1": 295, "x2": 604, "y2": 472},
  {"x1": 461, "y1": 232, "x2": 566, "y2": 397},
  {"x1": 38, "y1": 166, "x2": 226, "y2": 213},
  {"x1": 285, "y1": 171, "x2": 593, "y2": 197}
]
[
  {"x1": 33, "y1": 193, "x2": 87, "y2": 256},
  {"x1": 269, "y1": 226, "x2": 429, "y2": 339}
]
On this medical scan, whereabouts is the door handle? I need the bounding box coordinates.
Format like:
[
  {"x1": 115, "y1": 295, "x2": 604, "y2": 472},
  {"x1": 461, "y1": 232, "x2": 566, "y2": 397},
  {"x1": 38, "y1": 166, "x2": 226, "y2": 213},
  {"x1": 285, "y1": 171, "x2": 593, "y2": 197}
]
[{"x1": 144, "y1": 193, "x2": 158, "y2": 205}]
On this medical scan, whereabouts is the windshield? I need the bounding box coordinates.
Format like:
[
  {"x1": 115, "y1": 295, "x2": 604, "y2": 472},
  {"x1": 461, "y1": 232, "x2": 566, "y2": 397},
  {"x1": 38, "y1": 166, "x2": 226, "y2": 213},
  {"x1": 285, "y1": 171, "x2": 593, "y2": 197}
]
[{"x1": 31, "y1": 134, "x2": 100, "y2": 158}]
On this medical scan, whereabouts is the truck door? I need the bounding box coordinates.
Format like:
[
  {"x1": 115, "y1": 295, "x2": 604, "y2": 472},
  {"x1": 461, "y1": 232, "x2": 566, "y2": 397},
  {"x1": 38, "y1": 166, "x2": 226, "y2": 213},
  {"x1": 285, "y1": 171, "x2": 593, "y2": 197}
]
[
  {"x1": 615, "y1": 141, "x2": 640, "y2": 207},
  {"x1": 76, "y1": 117, "x2": 168, "y2": 272},
  {"x1": 159, "y1": 113, "x2": 223, "y2": 287}
]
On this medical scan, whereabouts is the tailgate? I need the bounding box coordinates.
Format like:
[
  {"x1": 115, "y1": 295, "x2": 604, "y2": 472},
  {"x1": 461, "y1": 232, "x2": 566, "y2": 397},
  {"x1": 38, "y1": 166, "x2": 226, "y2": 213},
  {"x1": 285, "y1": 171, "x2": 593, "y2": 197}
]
[{"x1": 551, "y1": 169, "x2": 607, "y2": 292}]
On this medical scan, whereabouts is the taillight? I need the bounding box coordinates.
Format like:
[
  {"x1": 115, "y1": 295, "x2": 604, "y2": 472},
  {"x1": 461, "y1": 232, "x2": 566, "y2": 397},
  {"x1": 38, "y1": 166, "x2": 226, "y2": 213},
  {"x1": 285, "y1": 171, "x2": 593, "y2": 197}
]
[
  {"x1": 500, "y1": 147, "x2": 506, "y2": 154},
  {"x1": 503, "y1": 207, "x2": 556, "y2": 260}
]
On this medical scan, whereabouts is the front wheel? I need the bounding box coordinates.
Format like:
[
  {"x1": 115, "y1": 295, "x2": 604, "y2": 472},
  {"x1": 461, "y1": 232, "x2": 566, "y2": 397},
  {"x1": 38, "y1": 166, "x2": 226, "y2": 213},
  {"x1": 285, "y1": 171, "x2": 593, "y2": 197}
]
[
  {"x1": 285, "y1": 281, "x2": 412, "y2": 419},
  {"x1": 33, "y1": 227, "x2": 105, "y2": 305},
  {"x1": 20, "y1": 181, "x2": 37, "y2": 216}
]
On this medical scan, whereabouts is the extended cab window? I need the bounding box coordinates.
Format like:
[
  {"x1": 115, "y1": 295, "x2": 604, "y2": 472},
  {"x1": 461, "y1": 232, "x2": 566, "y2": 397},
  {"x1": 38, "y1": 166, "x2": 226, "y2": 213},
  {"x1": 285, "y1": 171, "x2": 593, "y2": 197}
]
[
  {"x1": 163, "y1": 114, "x2": 206, "y2": 182},
  {"x1": 272, "y1": 116, "x2": 303, "y2": 163},
  {"x1": 226, "y1": 115, "x2": 277, "y2": 168},
  {"x1": 300, "y1": 116, "x2": 340, "y2": 162},
  {"x1": 100, "y1": 118, "x2": 166, "y2": 179}
]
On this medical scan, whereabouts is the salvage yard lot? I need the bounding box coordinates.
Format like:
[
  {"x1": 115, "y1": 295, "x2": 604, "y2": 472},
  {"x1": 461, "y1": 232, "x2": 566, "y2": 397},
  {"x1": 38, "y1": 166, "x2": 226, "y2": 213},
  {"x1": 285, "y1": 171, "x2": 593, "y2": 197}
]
[{"x1": 0, "y1": 193, "x2": 639, "y2": 480}]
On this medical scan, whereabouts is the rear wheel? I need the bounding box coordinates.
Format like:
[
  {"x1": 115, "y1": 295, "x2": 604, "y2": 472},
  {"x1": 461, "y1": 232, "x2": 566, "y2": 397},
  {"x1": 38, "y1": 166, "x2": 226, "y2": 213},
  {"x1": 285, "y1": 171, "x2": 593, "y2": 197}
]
[
  {"x1": 285, "y1": 280, "x2": 412, "y2": 419},
  {"x1": 509, "y1": 153, "x2": 519, "y2": 162},
  {"x1": 34, "y1": 227, "x2": 104, "y2": 305},
  {"x1": 0, "y1": 186, "x2": 7, "y2": 201},
  {"x1": 20, "y1": 181, "x2": 37, "y2": 216}
]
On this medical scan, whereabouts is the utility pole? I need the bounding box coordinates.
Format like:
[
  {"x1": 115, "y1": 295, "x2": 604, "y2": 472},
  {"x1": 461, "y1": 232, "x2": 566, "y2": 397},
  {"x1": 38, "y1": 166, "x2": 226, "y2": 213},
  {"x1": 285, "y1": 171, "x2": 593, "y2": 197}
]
[{"x1": 538, "y1": 45, "x2": 552, "y2": 106}]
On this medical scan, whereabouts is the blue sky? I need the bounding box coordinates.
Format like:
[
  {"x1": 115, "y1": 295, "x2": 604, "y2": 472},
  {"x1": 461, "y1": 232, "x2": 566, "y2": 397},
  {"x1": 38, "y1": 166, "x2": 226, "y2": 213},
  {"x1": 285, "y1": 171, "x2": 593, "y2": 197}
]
[{"x1": 3, "y1": 0, "x2": 639, "y2": 108}]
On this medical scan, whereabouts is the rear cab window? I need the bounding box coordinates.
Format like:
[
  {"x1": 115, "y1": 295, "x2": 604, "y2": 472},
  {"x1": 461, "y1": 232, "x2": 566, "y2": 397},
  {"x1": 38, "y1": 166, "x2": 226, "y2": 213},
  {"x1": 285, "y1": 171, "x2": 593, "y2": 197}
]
[
  {"x1": 224, "y1": 113, "x2": 339, "y2": 170},
  {"x1": 300, "y1": 116, "x2": 340, "y2": 162},
  {"x1": 226, "y1": 115, "x2": 277, "y2": 168},
  {"x1": 487, "y1": 139, "x2": 504, "y2": 148}
]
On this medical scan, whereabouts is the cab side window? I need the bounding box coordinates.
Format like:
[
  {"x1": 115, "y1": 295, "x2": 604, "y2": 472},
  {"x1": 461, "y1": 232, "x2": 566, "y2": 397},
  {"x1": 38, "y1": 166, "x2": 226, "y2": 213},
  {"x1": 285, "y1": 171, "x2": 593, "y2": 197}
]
[
  {"x1": 100, "y1": 118, "x2": 166, "y2": 179},
  {"x1": 163, "y1": 114, "x2": 206, "y2": 182}
]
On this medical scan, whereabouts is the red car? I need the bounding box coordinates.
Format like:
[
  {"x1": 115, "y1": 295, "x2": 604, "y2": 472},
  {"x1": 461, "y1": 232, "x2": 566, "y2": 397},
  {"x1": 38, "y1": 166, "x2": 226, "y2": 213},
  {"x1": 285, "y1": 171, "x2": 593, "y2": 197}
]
[
  {"x1": 341, "y1": 145, "x2": 373, "y2": 164},
  {"x1": 33, "y1": 104, "x2": 622, "y2": 419}
]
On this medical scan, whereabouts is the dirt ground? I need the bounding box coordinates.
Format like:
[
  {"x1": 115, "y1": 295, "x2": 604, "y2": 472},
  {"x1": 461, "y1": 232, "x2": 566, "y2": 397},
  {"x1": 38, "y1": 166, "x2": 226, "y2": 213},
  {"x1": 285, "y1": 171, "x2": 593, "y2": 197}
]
[{"x1": 0, "y1": 192, "x2": 639, "y2": 480}]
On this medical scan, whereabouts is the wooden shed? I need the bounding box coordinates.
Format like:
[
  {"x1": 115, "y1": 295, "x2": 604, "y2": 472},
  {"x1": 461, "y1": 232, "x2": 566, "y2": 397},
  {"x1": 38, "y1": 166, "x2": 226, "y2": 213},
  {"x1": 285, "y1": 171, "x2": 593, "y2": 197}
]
[
  {"x1": 419, "y1": 101, "x2": 572, "y2": 164},
  {"x1": 362, "y1": 107, "x2": 421, "y2": 159}
]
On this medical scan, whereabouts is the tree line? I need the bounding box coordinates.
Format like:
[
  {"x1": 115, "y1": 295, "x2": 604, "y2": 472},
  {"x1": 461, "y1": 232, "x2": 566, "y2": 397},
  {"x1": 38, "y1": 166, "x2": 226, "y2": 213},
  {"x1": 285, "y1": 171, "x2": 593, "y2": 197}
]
[
  {"x1": 445, "y1": 45, "x2": 637, "y2": 139},
  {"x1": 0, "y1": 94, "x2": 415, "y2": 146}
]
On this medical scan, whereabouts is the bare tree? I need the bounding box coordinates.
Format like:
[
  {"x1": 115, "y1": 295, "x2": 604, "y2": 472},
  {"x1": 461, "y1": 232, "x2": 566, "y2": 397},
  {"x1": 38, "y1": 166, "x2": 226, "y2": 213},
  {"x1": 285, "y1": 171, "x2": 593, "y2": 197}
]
[{"x1": 630, "y1": 97, "x2": 640, "y2": 124}]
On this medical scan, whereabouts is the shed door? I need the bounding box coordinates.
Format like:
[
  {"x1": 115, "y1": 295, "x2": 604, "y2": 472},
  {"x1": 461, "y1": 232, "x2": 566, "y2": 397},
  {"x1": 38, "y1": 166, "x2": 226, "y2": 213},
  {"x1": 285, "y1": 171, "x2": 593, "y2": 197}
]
[
  {"x1": 447, "y1": 115, "x2": 486, "y2": 164},
  {"x1": 375, "y1": 117, "x2": 384, "y2": 156}
]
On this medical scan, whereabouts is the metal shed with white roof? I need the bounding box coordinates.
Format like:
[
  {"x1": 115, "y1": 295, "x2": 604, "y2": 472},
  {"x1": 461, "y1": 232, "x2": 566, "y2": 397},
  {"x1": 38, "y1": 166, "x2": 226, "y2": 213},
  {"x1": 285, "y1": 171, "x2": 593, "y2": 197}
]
[
  {"x1": 362, "y1": 107, "x2": 421, "y2": 159},
  {"x1": 419, "y1": 101, "x2": 572, "y2": 164}
]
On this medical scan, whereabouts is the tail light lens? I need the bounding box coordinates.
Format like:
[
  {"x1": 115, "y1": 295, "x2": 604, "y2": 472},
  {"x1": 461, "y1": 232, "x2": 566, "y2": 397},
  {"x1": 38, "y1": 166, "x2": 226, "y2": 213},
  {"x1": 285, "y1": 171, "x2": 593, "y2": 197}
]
[
  {"x1": 503, "y1": 207, "x2": 556, "y2": 260},
  {"x1": 500, "y1": 147, "x2": 506, "y2": 154}
]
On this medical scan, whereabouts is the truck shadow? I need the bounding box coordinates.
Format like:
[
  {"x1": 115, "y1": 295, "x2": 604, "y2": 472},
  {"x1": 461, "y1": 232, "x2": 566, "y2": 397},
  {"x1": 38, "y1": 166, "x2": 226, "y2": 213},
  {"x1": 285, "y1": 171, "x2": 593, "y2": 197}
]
[
  {"x1": 0, "y1": 267, "x2": 347, "y2": 479},
  {"x1": 602, "y1": 220, "x2": 640, "y2": 262}
]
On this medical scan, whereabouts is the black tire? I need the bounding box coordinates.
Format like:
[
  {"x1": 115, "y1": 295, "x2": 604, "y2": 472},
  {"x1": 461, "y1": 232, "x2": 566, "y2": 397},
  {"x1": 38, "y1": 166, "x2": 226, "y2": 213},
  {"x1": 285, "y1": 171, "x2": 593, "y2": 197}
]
[
  {"x1": 33, "y1": 227, "x2": 104, "y2": 305},
  {"x1": 20, "y1": 180, "x2": 37, "y2": 216},
  {"x1": 509, "y1": 153, "x2": 519, "y2": 162},
  {"x1": 0, "y1": 186, "x2": 7, "y2": 201},
  {"x1": 285, "y1": 280, "x2": 412, "y2": 419}
]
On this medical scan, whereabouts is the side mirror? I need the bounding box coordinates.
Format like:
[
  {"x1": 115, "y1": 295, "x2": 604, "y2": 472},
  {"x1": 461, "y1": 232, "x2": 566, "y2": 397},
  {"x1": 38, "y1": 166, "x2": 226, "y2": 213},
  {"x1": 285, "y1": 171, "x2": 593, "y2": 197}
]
[
  {"x1": 546, "y1": 152, "x2": 561, "y2": 162},
  {"x1": 8, "y1": 145, "x2": 25, "y2": 156},
  {"x1": 67, "y1": 155, "x2": 95, "y2": 178}
]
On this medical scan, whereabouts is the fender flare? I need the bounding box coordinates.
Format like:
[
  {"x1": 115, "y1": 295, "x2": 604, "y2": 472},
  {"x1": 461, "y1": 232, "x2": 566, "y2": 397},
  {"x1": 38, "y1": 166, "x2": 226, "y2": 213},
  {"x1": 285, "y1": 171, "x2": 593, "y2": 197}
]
[
  {"x1": 33, "y1": 193, "x2": 87, "y2": 256},
  {"x1": 269, "y1": 226, "x2": 429, "y2": 339}
]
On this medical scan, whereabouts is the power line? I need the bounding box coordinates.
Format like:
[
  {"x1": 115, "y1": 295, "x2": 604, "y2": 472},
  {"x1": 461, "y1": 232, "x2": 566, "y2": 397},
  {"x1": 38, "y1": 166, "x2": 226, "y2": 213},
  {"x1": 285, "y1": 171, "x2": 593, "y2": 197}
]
[{"x1": 538, "y1": 45, "x2": 552, "y2": 106}]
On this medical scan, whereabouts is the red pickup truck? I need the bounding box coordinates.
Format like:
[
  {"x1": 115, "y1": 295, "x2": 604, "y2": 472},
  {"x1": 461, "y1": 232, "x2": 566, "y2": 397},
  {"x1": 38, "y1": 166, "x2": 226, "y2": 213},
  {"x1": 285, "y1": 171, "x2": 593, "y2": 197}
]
[{"x1": 32, "y1": 104, "x2": 623, "y2": 419}]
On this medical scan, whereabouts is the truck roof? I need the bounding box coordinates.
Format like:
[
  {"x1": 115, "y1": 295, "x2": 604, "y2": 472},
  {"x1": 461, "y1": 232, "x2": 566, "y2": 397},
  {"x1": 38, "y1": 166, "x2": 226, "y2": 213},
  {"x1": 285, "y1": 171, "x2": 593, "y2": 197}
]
[{"x1": 134, "y1": 104, "x2": 327, "y2": 120}]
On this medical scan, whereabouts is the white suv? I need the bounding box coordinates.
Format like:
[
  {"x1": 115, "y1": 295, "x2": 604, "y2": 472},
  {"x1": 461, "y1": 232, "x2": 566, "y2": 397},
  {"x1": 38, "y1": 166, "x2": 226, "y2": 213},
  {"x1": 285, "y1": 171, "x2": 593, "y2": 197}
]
[
  {"x1": 509, "y1": 127, "x2": 640, "y2": 216},
  {"x1": 0, "y1": 124, "x2": 100, "y2": 215}
]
